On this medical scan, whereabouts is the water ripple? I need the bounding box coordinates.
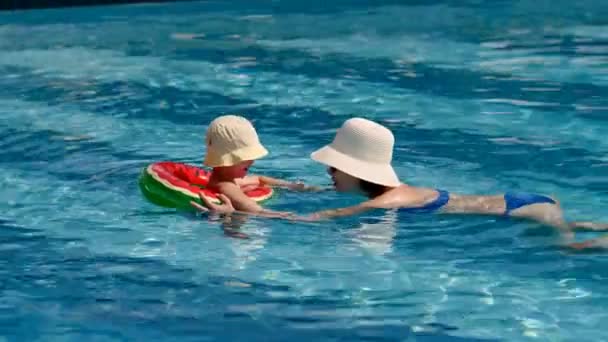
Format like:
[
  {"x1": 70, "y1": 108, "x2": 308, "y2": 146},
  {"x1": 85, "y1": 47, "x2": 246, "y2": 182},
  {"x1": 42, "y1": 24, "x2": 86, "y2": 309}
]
[{"x1": 1, "y1": 1, "x2": 608, "y2": 341}]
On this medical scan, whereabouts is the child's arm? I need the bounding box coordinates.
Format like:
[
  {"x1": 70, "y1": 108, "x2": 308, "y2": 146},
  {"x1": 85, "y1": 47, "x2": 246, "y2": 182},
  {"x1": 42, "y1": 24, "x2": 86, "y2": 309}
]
[
  {"x1": 216, "y1": 182, "x2": 265, "y2": 213},
  {"x1": 237, "y1": 175, "x2": 326, "y2": 192},
  {"x1": 211, "y1": 182, "x2": 295, "y2": 218},
  {"x1": 191, "y1": 192, "x2": 295, "y2": 220},
  {"x1": 258, "y1": 175, "x2": 292, "y2": 188}
]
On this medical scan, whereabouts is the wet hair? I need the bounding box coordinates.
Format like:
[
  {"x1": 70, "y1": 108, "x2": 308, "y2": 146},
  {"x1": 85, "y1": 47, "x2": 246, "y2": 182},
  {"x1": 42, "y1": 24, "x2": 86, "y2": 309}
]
[{"x1": 359, "y1": 179, "x2": 389, "y2": 198}]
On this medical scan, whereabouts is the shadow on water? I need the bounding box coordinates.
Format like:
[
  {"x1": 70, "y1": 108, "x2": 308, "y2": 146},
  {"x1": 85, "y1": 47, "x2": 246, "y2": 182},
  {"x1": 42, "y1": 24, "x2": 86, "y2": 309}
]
[{"x1": 0, "y1": 0, "x2": 506, "y2": 17}]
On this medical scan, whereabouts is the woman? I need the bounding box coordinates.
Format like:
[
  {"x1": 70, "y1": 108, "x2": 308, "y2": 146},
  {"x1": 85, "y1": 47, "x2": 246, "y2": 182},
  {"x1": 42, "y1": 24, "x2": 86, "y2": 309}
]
[{"x1": 192, "y1": 118, "x2": 608, "y2": 247}]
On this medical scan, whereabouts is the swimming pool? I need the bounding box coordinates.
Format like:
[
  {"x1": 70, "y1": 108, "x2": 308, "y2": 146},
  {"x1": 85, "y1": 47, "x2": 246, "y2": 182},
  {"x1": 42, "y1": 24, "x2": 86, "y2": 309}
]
[{"x1": 1, "y1": 0, "x2": 608, "y2": 340}]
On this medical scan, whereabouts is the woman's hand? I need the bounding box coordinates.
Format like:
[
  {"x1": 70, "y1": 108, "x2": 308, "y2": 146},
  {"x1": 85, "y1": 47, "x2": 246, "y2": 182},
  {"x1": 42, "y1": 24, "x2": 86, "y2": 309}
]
[
  {"x1": 287, "y1": 182, "x2": 331, "y2": 192},
  {"x1": 191, "y1": 193, "x2": 236, "y2": 214}
]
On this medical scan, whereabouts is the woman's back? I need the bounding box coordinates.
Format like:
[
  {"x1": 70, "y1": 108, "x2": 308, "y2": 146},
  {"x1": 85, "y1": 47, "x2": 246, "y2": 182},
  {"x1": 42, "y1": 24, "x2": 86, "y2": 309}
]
[
  {"x1": 390, "y1": 186, "x2": 567, "y2": 230},
  {"x1": 442, "y1": 193, "x2": 506, "y2": 216},
  {"x1": 386, "y1": 186, "x2": 557, "y2": 219}
]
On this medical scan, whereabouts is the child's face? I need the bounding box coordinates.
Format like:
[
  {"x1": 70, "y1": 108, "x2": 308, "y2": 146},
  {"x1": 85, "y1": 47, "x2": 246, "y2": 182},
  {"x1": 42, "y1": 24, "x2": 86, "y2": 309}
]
[{"x1": 227, "y1": 160, "x2": 254, "y2": 179}]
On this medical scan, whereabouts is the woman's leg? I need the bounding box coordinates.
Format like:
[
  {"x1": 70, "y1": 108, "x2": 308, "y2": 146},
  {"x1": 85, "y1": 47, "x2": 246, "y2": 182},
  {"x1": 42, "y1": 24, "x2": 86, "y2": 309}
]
[
  {"x1": 503, "y1": 194, "x2": 608, "y2": 249},
  {"x1": 568, "y1": 236, "x2": 608, "y2": 250},
  {"x1": 567, "y1": 221, "x2": 608, "y2": 231},
  {"x1": 508, "y1": 201, "x2": 574, "y2": 243}
]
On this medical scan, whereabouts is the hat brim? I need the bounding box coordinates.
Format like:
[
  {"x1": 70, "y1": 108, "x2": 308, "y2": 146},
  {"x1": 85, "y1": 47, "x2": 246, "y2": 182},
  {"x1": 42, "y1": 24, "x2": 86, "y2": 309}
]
[
  {"x1": 311, "y1": 145, "x2": 401, "y2": 187},
  {"x1": 204, "y1": 144, "x2": 268, "y2": 167}
]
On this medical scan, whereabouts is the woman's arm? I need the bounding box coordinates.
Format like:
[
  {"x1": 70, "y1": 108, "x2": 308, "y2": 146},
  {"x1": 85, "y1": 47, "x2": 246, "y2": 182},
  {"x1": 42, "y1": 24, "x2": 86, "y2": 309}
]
[
  {"x1": 191, "y1": 191, "x2": 378, "y2": 221},
  {"x1": 301, "y1": 203, "x2": 376, "y2": 220},
  {"x1": 300, "y1": 191, "x2": 400, "y2": 220}
]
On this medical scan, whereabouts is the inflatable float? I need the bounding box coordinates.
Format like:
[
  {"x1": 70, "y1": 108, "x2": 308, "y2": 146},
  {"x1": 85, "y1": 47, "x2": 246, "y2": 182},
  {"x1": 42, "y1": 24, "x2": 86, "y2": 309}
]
[{"x1": 138, "y1": 161, "x2": 274, "y2": 210}]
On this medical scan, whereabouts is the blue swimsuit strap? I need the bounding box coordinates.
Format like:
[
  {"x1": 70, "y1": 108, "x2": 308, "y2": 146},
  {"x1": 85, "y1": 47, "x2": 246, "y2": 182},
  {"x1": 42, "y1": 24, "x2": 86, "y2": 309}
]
[
  {"x1": 399, "y1": 189, "x2": 450, "y2": 214},
  {"x1": 504, "y1": 192, "x2": 556, "y2": 215}
]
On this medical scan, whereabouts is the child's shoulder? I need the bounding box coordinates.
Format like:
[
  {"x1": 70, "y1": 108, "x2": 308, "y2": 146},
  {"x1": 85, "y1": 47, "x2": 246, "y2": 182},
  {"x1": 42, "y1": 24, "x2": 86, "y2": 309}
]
[
  {"x1": 235, "y1": 175, "x2": 261, "y2": 186},
  {"x1": 234, "y1": 176, "x2": 261, "y2": 192},
  {"x1": 213, "y1": 178, "x2": 259, "y2": 194}
]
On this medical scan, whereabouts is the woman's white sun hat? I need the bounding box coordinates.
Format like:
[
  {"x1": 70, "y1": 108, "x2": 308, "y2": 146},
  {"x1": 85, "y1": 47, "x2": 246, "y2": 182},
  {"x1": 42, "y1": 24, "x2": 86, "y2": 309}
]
[
  {"x1": 311, "y1": 118, "x2": 401, "y2": 187},
  {"x1": 204, "y1": 115, "x2": 268, "y2": 167}
]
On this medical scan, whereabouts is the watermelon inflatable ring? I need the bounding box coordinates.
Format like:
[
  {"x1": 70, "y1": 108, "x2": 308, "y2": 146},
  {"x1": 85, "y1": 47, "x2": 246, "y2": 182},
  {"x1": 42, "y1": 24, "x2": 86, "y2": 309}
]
[{"x1": 138, "y1": 161, "x2": 274, "y2": 210}]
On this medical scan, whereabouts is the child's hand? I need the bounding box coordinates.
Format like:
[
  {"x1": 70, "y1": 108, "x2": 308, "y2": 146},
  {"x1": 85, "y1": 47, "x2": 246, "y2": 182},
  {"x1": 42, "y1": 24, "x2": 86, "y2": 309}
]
[
  {"x1": 287, "y1": 182, "x2": 308, "y2": 191},
  {"x1": 191, "y1": 193, "x2": 236, "y2": 214}
]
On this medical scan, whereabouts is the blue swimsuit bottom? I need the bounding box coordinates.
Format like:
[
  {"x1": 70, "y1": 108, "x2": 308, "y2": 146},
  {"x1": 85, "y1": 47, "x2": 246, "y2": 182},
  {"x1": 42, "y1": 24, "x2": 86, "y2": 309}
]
[
  {"x1": 398, "y1": 190, "x2": 556, "y2": 215},
  {"x1": 503, "y1": 192, "x2": 556, "y2": 215}
]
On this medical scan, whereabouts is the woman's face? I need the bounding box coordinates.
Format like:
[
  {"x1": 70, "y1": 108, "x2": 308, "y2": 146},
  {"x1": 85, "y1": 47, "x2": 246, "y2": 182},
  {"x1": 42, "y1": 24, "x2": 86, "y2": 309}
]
[{"x1": 327, "y1": 167, "x2": 360, "y2": 193}]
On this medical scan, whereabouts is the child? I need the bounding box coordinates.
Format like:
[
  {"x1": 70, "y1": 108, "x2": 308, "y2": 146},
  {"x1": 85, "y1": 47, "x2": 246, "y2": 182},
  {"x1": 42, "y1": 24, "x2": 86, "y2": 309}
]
[{"x1": 200, "y1": 115, "x2": 321, "y2": 214}]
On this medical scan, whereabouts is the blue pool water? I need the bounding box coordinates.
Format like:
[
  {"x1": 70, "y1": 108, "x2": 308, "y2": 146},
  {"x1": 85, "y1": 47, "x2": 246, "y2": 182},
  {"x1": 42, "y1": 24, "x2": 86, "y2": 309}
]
[{"x1": 1, "y1": 0, "x2": 608, "y2": 340}]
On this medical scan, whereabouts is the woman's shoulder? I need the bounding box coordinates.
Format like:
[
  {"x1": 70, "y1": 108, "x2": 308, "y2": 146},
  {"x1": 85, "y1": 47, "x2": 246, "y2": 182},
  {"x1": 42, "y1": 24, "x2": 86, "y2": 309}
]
[{"x1": 366, "y1": 185, "x2": 434, "y2": 209}]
